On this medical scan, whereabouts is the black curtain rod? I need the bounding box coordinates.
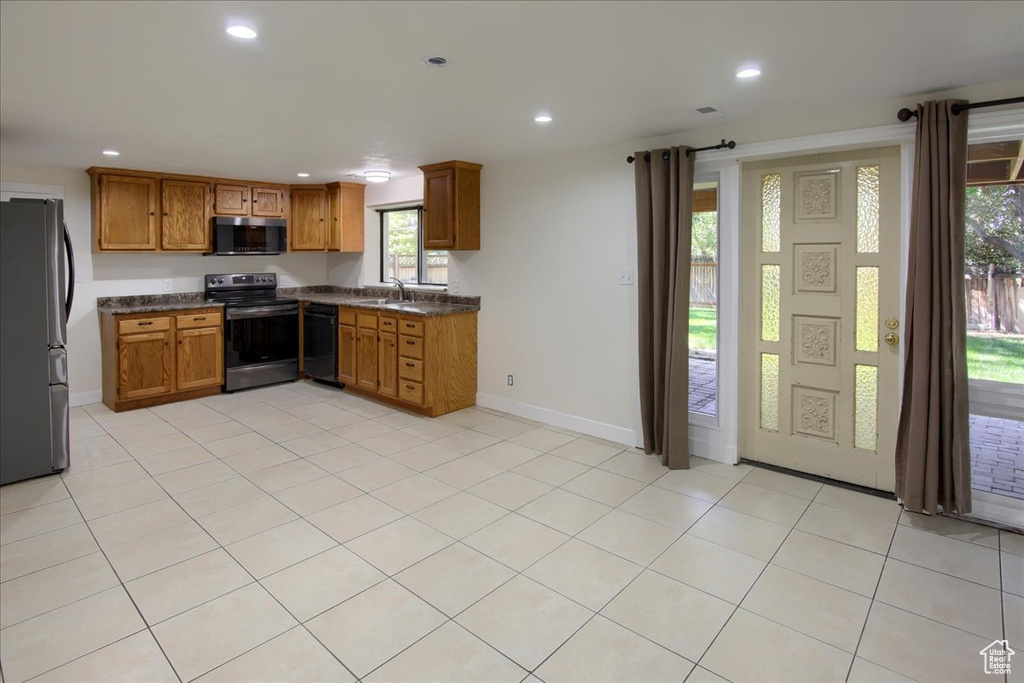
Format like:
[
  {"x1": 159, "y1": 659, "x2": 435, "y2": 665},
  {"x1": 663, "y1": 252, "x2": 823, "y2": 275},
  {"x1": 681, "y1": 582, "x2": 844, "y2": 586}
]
[
  {"x1": 627, "y1": 139, "x2": 737, "y2": 163},
  {"x1": 896, "y1": 96, "x2": 1024, "y2": 122}
]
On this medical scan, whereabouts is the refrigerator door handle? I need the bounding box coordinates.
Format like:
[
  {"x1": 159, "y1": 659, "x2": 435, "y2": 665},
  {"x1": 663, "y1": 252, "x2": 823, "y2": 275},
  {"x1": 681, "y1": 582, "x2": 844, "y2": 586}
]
[{"x1": 63, "y1": 220, "x2": 75, "y2": 318}]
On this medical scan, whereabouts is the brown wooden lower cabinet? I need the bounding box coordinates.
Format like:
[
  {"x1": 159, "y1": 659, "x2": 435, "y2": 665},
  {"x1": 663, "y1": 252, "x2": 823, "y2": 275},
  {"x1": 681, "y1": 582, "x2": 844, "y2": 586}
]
[
  {"x1": 337, "y1": 306, "x2": 477, "y2": 417},
  {"x1": 101, "y1": 308, "x2": 224, "y2": 411}
]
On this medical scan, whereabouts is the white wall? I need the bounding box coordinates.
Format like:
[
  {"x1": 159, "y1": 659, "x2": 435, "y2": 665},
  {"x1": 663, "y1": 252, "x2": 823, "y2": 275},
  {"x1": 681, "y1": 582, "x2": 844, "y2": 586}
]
[
  {"x1": 0, "y1": 163, "x2": 331, "y2": 405},
  {"x1": 343, "y1": 78, "x2": 1024, "y2": 452}
]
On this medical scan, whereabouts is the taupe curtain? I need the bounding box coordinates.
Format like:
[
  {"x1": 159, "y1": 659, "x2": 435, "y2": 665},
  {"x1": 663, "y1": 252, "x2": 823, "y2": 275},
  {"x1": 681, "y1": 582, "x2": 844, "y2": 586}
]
[
  {"x1": 895, "y1": 100, "x2": 972, "y2": 515},
  {"x1": 634, "y1": 147, "x2": 694, "y2": 469}
]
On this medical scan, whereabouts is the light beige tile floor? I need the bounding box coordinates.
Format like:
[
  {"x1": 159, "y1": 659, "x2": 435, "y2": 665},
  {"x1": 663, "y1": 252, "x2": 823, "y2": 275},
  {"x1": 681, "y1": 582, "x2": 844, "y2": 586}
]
[{"x1": 1, "y1": 380, "x2": 1021, "y2": 682}]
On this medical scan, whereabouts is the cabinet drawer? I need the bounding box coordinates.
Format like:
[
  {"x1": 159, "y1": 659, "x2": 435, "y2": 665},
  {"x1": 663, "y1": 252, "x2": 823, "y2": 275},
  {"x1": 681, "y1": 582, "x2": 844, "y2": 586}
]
[
  {"x1": 398, "y1": 318, "x2": 424, "y2": 337},
  {"x1": 176, "y1": 311, "x2": 223, "y2": 329},
  {"x1": 399, "y1": 357, "x2": 423, "y2": 382},
  {"x1": 399, "y1": 335, "x2": 424, "y2": 360},
  {"x1": 379, "y1": 316, "x2": 397, "y2": 333},
  {"x1": 399, "y1": 379, "x2": 424, "y2": 405},
  {"x1": 118, "y1": 316, "x2": 170, "y2": 334},
  {"x1": 338, "y1": 309, "x2": 356, "y2": 326},
  {"x1": 357, "y1": 313, "x2": 377, "y2": 329}
]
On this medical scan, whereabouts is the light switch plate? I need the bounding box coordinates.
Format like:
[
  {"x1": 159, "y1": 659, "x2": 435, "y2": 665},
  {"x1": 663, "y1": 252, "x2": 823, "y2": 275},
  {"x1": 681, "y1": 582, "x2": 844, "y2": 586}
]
[
  {"x1": 162, "y1": 279, "x2": 173, "y2": 292},
  {"x1": 449, "y1": 279, "x2": 460, "y2": 294},
  {"x1": 618, "y1": 269, "x2": 635, "y2": 285}
]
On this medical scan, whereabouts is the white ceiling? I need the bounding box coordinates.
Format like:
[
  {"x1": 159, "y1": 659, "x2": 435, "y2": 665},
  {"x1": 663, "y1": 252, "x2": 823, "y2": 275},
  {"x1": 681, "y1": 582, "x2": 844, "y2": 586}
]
[{"x1": 1, "y1": 0, "x2": 1022, "y2": 183}]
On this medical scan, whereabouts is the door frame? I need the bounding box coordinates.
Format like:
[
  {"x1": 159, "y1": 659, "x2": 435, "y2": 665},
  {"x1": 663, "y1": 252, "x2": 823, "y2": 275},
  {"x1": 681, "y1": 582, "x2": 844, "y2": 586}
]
[{"x1": 692, "y1": 109, "x2": 1022, "y2": 469}]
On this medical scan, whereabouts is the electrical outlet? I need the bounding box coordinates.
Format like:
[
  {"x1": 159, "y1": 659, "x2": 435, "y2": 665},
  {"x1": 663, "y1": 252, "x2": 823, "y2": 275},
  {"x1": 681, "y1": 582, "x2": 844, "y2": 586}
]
[
  {"x1": 507, "y1": 374, "x2": 514, "y2": 387},
  {"x1": 162, "y1": 279, "x2": 173, "y2": 292},
  {"x1": 449, "y1": 278, "x2": 460, "y2": 294},
  {"x1": 618, "y1": 269, "x2": 635, "y2": 285}
]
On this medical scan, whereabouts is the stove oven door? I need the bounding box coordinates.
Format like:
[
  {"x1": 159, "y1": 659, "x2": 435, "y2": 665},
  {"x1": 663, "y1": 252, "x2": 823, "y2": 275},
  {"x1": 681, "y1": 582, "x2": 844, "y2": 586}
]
[{"x1": 224, "y1": 304, "x2": 299, "y2": 369}]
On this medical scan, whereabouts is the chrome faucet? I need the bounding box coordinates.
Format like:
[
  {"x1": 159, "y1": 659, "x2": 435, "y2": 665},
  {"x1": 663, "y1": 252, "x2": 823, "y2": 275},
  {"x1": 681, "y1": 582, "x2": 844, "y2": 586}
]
[{"x1": 390, "y1": 277, "x2": 408, "y2": 302}]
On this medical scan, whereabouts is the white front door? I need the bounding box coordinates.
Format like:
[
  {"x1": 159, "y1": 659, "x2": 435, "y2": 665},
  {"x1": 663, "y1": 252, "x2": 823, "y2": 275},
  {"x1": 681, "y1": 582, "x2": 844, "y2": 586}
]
[{"x1": 740, "y1": 147, "x2": 901, "y2": 491}]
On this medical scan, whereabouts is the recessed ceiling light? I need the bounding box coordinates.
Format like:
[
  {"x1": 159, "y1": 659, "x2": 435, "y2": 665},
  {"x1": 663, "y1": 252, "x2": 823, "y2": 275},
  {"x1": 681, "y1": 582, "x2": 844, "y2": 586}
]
[
  {"x1": 363, "y1": 171, "x2": 391, "y2": 183},
  {"x1": 102, "y1": 150, "x2": 120, "y2": 156},
  {"x1": 296, "y1": 172, "x2": 310, "y2": 178},
  {"x1": 534, "y1": 114, "x2": 553, "y2": 124},
  {"x1": 226, "y1": 25, "x2": 257, "y2": 39},
  {"x1": 424, "y1": 57, "x2": 448, "y2": 67},
  {"x1": 736, "y1": 67, "x2": 761, "y2": 79}
]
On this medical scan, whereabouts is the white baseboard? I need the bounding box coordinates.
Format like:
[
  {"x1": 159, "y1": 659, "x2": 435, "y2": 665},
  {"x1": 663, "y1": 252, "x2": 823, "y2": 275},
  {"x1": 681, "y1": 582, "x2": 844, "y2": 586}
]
[
  {"x1": 688, "y1": 431, "x2": 737, "y2": 465},
  {"x1": 476, "y1": 393, "x2": 640, "y2": 448},
  {"x1": 70, "y1": 390, "x2": 102, "y2": 407}
]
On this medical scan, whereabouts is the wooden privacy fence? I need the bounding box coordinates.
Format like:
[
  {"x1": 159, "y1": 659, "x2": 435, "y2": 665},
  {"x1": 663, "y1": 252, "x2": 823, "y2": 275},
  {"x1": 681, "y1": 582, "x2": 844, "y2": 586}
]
[
  {"x1": 691, "y1": 261, "x2": 717, "y2": 306},
  {"x1": 966, "y1": 269, "x2": 1024, "y2": 333},
  {"x1": 385, "y1": 254, "x2": 449, "y2": 284}
]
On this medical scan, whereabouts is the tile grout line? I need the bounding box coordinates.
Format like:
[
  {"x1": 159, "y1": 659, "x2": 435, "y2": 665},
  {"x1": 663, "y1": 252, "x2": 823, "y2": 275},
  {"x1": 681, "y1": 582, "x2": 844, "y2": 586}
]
[{"x1": 29, "y1": 473, "x2": 186, "y2": 683}]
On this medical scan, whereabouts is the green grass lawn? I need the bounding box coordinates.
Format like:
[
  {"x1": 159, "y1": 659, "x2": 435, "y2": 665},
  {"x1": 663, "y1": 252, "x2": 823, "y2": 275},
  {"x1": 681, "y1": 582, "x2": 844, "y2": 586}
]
[
  {"x1": 688, "y1": 307, "x2": 1022, "y2": 385},
  {"x1": 967, "y1": 332, "x2": 1024, "y2": 384},
  {"x1": 689, "y1": 307, "x2": 717, "y2": 350}
]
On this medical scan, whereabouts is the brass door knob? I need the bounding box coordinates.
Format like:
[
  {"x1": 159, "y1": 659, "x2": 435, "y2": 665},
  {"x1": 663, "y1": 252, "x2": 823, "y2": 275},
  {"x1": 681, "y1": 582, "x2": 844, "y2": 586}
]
[
  {"x1": 885, "y1": 317, "x2": 900, "y2": 330},
  {"x1": 884, "y1": 332, "x2": 899, "y2": 346}
]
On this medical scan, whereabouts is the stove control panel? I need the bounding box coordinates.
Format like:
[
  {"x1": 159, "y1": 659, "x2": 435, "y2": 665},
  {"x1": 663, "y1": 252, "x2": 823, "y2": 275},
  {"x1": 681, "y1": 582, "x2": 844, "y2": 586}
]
[{"x1": 204, "y1": 273, "x2": 278, "y2": 290}]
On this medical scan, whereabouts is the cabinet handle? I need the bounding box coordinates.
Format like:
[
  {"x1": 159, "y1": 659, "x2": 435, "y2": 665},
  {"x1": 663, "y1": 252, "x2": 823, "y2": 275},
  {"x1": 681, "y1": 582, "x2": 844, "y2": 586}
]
[
  {"x1": 193, "y1": 316, "x2": 206, "y2": 321},
  {"x1": 406, "y1": 384, "x2": 415, "y2": 390},
  {"x1": 404, "y1": 323, "x2": 415, "y2": 328},
  {"x1": 149, "y1": 212, "x2": 155, "y2": 216},
  {"x1": 405, "y1": 340, "x2": 415, "y2": 345},
  {"x1": 138, "y1": 321, "x2": 153, "y2": 326},
  {"x1": 405, "y1": 362, "x2": 414, "y2": 368}
]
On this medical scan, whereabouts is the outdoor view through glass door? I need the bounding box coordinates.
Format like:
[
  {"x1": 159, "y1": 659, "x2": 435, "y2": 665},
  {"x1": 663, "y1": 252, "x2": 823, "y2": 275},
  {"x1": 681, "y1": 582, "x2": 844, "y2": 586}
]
[
  {"x1": 689, "y1": 179, "x2": 718, "y2": 418},
  {"x1": 964, "y1": 138, "x2": 1024, "y2": 509},
  {"x1": 740, "y1": 148, "x2": 901, "y2": 491}
]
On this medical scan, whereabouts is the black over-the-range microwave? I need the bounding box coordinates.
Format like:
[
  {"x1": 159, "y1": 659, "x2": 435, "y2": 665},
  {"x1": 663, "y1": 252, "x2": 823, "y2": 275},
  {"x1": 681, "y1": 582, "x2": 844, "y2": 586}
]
[{"x1": 207, "y1": 217, "x2": 287, "y2": 255}]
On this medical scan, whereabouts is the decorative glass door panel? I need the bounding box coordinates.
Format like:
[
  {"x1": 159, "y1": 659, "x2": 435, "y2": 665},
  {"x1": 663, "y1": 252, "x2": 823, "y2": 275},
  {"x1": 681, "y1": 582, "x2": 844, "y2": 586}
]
[{"x1": 741, "y1": 148, "x2": 901, "y2": 491}]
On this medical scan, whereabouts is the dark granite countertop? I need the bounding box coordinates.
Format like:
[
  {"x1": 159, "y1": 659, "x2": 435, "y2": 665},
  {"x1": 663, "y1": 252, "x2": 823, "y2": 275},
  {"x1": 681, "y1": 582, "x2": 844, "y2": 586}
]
[
  {"x1": 96, "y1": 293, "x2": 224, "y2": 315},
  {"x1": 97, "y1": 286, "x2": 480, "y2": 318}
]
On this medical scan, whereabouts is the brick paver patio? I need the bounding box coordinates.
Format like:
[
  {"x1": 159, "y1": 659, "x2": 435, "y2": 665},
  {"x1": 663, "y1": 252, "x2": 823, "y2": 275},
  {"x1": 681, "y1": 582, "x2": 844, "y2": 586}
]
[
  {"x1": 689, "y1": 355, "x2": 716, "y2": 414},
  {"x1": 970, "y1": 414, "x2": 1024, "y2": 500}
]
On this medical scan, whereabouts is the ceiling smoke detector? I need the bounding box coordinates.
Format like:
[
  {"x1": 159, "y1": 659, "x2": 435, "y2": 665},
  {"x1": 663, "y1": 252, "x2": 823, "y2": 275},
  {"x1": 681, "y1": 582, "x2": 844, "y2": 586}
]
[{"x1": 424, "y1": 57, "x2": 448, "y2": 67}]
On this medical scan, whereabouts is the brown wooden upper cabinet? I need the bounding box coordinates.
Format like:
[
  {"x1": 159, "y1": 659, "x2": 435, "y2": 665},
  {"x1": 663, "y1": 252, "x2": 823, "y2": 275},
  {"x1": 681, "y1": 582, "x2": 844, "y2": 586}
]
[
  {"x1": 251, "y1": 186, "x2": 286, "y2": 218},
  {"x1": 214, "y1": 184, "x2": 286, "y2": 218},
  {"x1": 213, "y1": 184, "x2": 249, "y2": 216},
  {"x1": 161, "y1": 179, "x2": 211, "y2": 250},
  {"x1": 327, "y1": 182, "x2": 366, "y2": 252},
  {"x1": 419, "y1": 160, "x2": 482, "y2": 250},
  {"x1": 290, "y1": 188, "x2": 327, "y2": 251},
  {"x1": 92, "y1": 174, "x2": 159, "y2": 251}
]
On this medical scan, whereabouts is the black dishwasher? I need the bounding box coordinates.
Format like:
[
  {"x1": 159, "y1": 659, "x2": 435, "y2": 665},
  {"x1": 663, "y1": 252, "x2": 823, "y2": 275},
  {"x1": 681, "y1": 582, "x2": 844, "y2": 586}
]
[{"x1": 303, "y1": 304, "x2": 342, "y2": 385}]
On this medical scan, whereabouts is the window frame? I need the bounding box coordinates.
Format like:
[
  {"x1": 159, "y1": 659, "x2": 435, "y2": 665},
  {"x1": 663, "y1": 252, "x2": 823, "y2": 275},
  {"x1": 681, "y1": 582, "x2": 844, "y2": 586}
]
[{"x1": 378, "y1": 205, "x2": 448, "y2": 287}]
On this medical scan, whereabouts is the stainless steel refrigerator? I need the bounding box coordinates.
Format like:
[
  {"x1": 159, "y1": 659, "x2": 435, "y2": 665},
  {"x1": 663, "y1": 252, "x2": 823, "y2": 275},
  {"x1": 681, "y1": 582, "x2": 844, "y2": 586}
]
[{"x1": 1, "y1": 198, "x2": 74, "y2": 484}]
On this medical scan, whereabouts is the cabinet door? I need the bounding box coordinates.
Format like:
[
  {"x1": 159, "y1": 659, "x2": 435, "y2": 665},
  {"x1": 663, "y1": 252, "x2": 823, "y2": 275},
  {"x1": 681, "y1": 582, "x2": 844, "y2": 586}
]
[
  {"x1": 378, "y1": 332, "x2": 398, "y2": 397},
  {"x1": 338, "y1": 324, "x2": 357, "y2": 385},
  {"x1": 118, "y1": 331, "x2": 172, "y2": 399},
  {"x1": 214, "y1": 184, "x2": 249, "y2": 216},
  {"x1": 290, "y1": 189, "x2": 326, "y2": 251},
  {"x1": 176, "y1": 326, "x2": 224, "y2": 391},
  {"x1": 99, "y1": 175, "x2": 158, "y2": 250},
  {"x1": 327, "y1": 184, "x2": 365, "y2": 252},
  {"x1": 161, "y1": 180, "x2": 210, "y2": 250},
  {"x1": 356, "y1": 327, "x2": 378, "y2": 391},
  {"x1": 252, "y1": 186, "x2": 286, "y2": 218},
  {"x1": 422, "y1": 169, "x2": 455, "y2": 249}
]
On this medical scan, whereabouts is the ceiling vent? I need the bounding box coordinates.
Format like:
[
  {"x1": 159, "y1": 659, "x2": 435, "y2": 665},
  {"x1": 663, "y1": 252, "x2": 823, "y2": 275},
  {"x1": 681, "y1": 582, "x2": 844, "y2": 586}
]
[{"x1": 697, "y1": 106, "x2": 718, "y2": 114}]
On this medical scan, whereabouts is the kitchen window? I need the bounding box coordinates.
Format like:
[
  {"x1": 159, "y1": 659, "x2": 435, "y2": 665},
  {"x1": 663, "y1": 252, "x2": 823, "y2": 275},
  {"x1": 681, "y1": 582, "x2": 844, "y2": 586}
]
[{"x1": 379, "y1": 207, "x2": 448, "y2": 286}]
